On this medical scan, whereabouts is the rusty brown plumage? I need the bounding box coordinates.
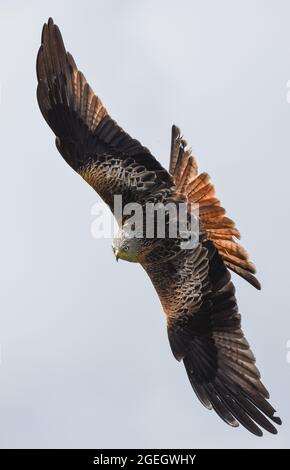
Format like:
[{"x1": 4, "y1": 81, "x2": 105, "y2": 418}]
[{"x1": 169, "y1": 126, "x2": 260, "y2": 289}]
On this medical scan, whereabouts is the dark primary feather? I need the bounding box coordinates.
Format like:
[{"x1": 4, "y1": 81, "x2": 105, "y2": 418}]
[
  {"x1": 144, "y1": 241, "x2": 281, "y2": 436},
  {"x1": 168, "y1": 241, "x2": 281, "y2": 436},
  {"x1": 36, "y1": 18, "x2": 172, "y2": 212}
]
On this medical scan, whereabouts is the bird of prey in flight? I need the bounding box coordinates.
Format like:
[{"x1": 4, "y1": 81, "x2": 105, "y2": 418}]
[{"x1": 36, "y1": 18, "x2": 281, "y2": 436}]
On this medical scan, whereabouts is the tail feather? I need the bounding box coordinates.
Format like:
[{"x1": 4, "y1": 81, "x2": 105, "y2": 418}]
[{"x1": 169, "y1": 125, "x2": 261, "y2": 289}]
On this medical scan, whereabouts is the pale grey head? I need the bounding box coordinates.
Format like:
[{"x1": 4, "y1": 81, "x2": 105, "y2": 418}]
[{"x1": 112, "y1": 226, "x2": 144, "y2": 263}]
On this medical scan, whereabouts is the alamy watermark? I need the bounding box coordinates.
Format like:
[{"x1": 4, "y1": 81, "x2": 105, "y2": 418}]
[{"x1": 91, "y1": 195, "x2": 199, "y2": 250}]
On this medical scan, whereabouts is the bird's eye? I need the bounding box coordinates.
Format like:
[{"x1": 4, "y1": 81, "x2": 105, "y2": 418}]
[{"x1": 124, "y1": 246, "x2": 129, "y2": 252}]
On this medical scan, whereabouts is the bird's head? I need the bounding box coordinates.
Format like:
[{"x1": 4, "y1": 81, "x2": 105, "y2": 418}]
[{"x1": 112, "y1": 227, "x2": 143, "y2": 263}]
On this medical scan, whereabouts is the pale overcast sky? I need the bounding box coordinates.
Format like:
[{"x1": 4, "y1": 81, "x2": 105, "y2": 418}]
[{"x1": 0, "y1": 0, "x2": 289, "y2": 448}]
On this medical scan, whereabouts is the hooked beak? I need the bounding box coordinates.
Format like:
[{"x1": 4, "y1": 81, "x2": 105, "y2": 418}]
[{"x1": 113, "y1": 248, "x2": 119, "y2": 262}]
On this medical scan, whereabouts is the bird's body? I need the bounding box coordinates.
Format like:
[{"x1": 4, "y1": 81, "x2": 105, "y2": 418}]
[{"x1": 36, "y1": 18, "x2": 281, "y2": 436}]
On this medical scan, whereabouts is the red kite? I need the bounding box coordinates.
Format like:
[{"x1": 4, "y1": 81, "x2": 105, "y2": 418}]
[{"x1": 36, "y1": 18, "x2": 281, "y2": 436}]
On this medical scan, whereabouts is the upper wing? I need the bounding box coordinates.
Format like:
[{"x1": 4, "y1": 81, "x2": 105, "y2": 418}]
[
  {"x1": 143, "y1": 242, "x2": 281, "y2": 436},
  {"x1": 36, "y1": 18, "x2": 172, "y2": 213},
  {"x1": 169, "y1": 125, "x2": 260, "y2": 289}
]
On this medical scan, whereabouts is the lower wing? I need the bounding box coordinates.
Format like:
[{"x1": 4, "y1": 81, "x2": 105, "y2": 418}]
[{"x1": 143, "y1": 241, "x2": 281, "y2": 436}]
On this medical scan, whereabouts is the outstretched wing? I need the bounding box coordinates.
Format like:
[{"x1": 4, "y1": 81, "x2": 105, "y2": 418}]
[
  {"x1": 169, "y1": 125, "x2": 260, "y2": 289},
  {"x1": 143, "y1": 242, "x2": 281, "y2": 436},
  {"x1": 36, "y1": 18, "x2": 172, "y2": 213}
]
